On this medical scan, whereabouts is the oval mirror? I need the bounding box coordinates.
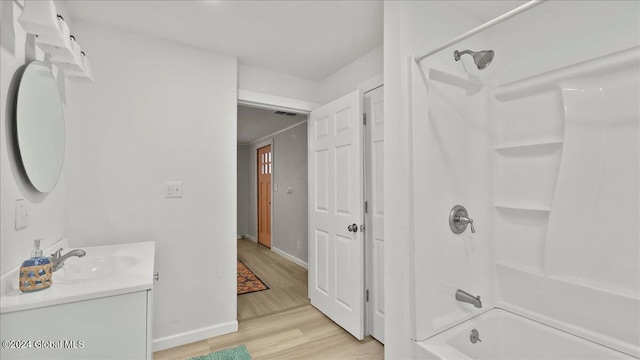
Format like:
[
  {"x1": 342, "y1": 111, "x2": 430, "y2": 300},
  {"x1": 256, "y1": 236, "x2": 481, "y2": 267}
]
[{"x1": 15, "y1": 61, "x2": 65, "y2": 193}]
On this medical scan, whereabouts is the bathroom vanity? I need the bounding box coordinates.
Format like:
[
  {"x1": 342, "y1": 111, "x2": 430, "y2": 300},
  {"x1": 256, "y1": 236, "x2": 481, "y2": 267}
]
[{"x1": 0, "y1": 240, "x2": 155, "y2": 359}]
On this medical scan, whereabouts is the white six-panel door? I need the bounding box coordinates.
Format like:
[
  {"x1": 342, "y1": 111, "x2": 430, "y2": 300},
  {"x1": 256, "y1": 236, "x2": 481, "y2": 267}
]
[
  {"x1": 308, "y1": 90, "x2": 364, "y2": 340},
  {"x1": 364, "y1": 86, "x2": 385, "y2": 343}
]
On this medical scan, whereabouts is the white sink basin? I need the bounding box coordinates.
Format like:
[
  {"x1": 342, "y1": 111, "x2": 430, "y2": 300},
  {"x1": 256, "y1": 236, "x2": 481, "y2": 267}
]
[
  {"x1": 55, "y1": 254, "x2": 136, "y2": 283},
  {"x1": 0, "y1": 240, "x2": 155, "y2": 314}
]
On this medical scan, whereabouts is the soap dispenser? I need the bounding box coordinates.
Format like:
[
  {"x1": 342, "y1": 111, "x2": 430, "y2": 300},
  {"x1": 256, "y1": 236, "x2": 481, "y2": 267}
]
[{"x1": 19, "y1": 239, "x2": 52, "y2": 292}]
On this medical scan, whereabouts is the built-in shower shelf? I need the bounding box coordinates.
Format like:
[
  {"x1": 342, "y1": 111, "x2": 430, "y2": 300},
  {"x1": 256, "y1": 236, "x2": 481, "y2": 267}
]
[
  {"x1": 494, "y1": 46, "x2": 639, "y2": 101},
  {"x1": 429, "y1": 67, "x2": 483, "y2": 91},
  {"x1": 494, "y1": 140, "x2": 563, "y2": 153},
  {"x1": 495, "y1": 261, "x2": 545, "y2": 276},
  {"x1": 548, "y1": 275, "x2": 639, "y2": 299},
  {"x1": 495, "y1": 204, "x2": 551, "y2": 213}
]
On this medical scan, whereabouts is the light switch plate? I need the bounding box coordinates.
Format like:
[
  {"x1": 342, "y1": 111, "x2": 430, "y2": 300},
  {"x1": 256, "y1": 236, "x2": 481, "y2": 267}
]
[
  {"x1": 165, "y1": 182, "x2": 183, "y2": 198},
  {"x1": 15, "y1": 199, "x2": 28, "y2": 230}
]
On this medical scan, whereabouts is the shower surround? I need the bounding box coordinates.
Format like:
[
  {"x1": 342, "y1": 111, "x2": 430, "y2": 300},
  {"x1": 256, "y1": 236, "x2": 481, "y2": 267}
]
[{"x1": 391, "y1": 1, "x2": 639, "y2": 358}]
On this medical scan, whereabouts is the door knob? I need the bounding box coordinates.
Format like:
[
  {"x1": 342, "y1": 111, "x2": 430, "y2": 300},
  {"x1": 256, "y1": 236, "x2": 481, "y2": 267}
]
[{"x1": 348, "y1": 224, "x2": 358, "y2": 232}]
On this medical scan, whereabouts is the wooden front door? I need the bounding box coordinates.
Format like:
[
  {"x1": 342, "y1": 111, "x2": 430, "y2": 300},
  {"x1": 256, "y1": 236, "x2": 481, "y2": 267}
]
[{"x1": 257, "y1": 145, "x2": 272, "y2": 248}]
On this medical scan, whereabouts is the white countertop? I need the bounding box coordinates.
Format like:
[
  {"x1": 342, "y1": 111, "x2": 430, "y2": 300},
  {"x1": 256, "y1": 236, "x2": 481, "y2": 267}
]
[{"x1": 0, "y1": 240, "x2": 155, "y2": 314}]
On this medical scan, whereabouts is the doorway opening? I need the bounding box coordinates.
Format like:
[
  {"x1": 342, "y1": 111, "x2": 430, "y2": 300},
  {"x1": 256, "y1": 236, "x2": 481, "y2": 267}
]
[
  {"x1": 235, "y1": 83, "x2": 384, "y2": 342},
  {"x1": 236, "y1": 102, "x2": 310, "y2": 321}
]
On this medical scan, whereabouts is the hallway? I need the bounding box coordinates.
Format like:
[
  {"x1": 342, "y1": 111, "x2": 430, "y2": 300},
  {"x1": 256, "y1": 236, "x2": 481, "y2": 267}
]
[{"x1": 237, "y1": 238, "x2": 309, "y2": 320}]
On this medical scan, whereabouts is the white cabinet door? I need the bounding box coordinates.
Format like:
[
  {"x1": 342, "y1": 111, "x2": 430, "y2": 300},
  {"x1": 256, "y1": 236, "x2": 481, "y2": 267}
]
[
  {"x1": 308, "y1": 90, "x2": 364, "y2": 340},
  {"x1": 0, "y1": 291, "x2": 148, "y2": 359}
]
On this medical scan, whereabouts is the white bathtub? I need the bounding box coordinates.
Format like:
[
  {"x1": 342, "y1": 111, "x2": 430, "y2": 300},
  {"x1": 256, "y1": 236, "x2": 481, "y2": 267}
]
[{"x1": 416, "y1": 309, "x2": 636, "y2": 360}]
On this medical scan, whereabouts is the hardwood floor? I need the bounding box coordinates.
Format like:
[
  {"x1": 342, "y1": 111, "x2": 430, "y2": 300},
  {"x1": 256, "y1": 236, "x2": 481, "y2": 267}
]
[
  {"x1": 237, "y1": 238, "x2": 309, "y2": 320},
  {"x1": 153, "y1": 305, "x2": 384, "y2": 360},
  {"x1": 153, "y1": 238, "x2": 384, "y2": 360}
]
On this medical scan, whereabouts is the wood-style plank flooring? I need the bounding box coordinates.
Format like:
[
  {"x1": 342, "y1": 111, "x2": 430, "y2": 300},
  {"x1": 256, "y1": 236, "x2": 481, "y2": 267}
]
[
  {"x1": 153, "y1": 238, "x2": 384, "y2": 360},
  {"x1": 153, "y1": 305, "x2": 384, "y2": 360},
  {"x1": 237, "y1": 238, "x2": 309, "y2": 320}
]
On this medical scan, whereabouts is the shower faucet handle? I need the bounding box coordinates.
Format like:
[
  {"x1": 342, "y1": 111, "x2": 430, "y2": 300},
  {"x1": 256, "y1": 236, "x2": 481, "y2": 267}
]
[
  {"x1": 458, "y1": 216, "x2": 475, "y2": 233},
  {"x1": 449, "y1": 205, "x2": 476, "y2": 234}
]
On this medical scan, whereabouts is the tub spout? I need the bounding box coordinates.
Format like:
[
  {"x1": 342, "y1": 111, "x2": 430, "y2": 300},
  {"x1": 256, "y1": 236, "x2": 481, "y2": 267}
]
[{"x1": 456, "y1": 289, "x2": 482, "y2": 308}]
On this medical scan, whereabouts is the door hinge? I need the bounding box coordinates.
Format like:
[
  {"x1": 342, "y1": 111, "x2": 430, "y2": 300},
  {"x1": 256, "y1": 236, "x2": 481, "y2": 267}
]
[
  {"x1": 364, "y1": 201, "x2": 368, "y2": 213},
  {"x1": 366, "y1": 289, "x2": 369, "y2": 302},
  {"x1": 363, "y1": 113, "x2": 367, "y2": 125}
]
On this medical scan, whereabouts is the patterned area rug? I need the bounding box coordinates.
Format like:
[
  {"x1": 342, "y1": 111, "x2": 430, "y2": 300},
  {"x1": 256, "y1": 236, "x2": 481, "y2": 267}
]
[
  {"x1": 189, "y1": 344, "x2": 251, "y2": 360},
  {"x1": 237, "y1": 260, "x2": 268, "y2": 295}
]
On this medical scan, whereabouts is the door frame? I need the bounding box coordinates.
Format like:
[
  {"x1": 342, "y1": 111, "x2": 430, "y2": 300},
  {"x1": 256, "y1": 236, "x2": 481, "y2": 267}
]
[
  {"x1": 236, "y1": 91, "x2": 315, "y2": 321},
  {"x1": 352, "y1": 75, "x2": 385, "y2": 339},
  {"x1": 363, "y1": 84, "x2": 384, "y2": 343},
  {"x1": 237, "y1": 79, "x2": 384, "y2": 335},
  {"x1": 239, "y1": 90, "x2": 316, "y2": 250}
]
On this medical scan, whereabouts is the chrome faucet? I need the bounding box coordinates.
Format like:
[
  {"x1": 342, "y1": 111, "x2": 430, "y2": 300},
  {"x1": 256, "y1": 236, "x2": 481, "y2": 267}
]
[
  {"x1": 456, "y1": 289, "x2": 482, "y2": 308},
  {"x1": 50, "y1": 248, "x2": 86, "y2": 272}
]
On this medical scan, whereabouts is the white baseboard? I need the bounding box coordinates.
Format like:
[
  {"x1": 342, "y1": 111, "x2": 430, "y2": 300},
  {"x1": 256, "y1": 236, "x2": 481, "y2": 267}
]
[
  {"x1": 152, "y1": 320, "x2": 238, "y2": 352},
  {"x1": 272, "y1": 247, "x2": 308, "y2": 269},
  {"x1": 243, "y1": 234, "x2": 257, "y2": 243}
]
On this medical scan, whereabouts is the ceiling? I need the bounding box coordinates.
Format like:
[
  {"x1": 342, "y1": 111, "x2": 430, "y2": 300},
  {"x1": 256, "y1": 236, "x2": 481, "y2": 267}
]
[
  {"x1": 62, "y1": 1, "x2": 526, "y2": 143},
  {"x1": 62, "y1": 0, "x2": 383, "y2": 82},
  {"x1": 237, "y1": 106, "x2": 307, "y2": 144},
  {"x1": 449, "y1": 1, "x2": 529, "y2": 23}
]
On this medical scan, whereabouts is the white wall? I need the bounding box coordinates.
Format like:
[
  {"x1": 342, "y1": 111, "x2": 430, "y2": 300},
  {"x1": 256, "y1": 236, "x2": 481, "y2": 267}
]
[
  {"x1": 238, "y1": 45, "x2": 383, "y2": 108},
  {"x1": 65, "y1": 20, "x2": 238, "y2": 350},
  {"x1": 0, "y1": 0, "x2": 73, "y2": 275},
  {"x1": 383, "y1": 1, "x2": 486, "y2": 358},
  {"x1": 272, "y1": 122, "x2": 308, "y2": 264},
  {"x1": 238, "y1": 64, "x2": 319, "y2": 104},
  {"x1": 237, "y1": 144, "x2": 249, "y2": 237},
  {"x1": 383, "y1": 3, "x2": 415, "y2": 358},
  {"x1": 319, "y1": 45, "x2": 383, "y2": 105},
  {"x1": 409, "y1": 1, "x2": 495, "y2": 342}
]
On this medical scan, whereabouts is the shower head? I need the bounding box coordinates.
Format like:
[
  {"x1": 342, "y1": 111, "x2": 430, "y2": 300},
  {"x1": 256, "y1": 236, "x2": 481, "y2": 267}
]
[{"x1": 454, "y1": 49, "x2": 494, "y2": 70}]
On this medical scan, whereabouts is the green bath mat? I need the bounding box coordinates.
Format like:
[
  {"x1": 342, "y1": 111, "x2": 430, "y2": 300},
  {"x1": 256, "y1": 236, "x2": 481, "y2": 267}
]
[{"x1": 189, "y1": 344, "x2": 251, "y2": 360}]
